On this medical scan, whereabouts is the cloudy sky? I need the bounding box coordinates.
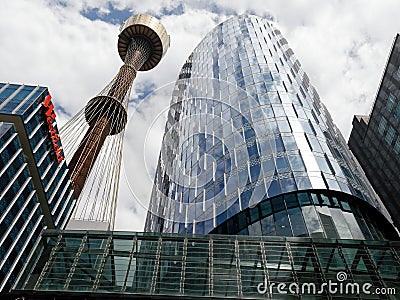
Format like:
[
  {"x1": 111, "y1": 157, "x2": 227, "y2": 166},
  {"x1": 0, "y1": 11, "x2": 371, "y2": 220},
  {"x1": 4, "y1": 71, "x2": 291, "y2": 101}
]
[{"x1": 1, "y1": 0, "x2": 399, "y2": 231}]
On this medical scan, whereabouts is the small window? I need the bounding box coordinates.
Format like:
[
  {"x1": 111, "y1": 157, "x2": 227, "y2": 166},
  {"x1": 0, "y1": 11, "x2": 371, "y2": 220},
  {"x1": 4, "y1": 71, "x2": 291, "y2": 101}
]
[
  {"x1": 394, "y1": 137, "x2": 400, "y2": 154},
  {"x1": 385, "y1": 125, "x2": 395, "y2": 145},
  {"x1": 386, "y1": 93, "x2": 396, "y2": 112},
  {"x1": 394, "y1": 103, "x2": 400, "y2": 120},
  {"x1": 288, "y1": 154, "x2": 306, "y2": 171},
  {"x1": 378, "y1": 116, "x2": 387, "y2": 135},
  {"x1": 316, "y1": 156, "x2": 332, "y2": 174}
]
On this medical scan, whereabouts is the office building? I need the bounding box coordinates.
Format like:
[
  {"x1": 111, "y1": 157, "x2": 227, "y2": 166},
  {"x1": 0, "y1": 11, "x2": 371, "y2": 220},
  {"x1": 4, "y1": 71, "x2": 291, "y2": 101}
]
[
  {"x1": 349, "y1": 34, "x2": 400, "y2": 230},
  {"x1": 0, "y1": 83, "x2": 75, "y2": 290},
  {"x1": 145, "y1": 15, "x2": 397, "y2": 241}
]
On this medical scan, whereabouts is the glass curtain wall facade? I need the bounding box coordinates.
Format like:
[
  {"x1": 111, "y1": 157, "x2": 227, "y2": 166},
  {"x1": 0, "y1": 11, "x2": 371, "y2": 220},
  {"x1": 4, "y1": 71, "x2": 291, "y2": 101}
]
[
  {"x1": 0, "y1": 83, "x2": 75, "y2": 291},
  {"x1": 145, "y1": 15, "x2": 397, "y2": 240},
  {"x1": 348, "y1": 34, "x2": 400, "y2": 230}
]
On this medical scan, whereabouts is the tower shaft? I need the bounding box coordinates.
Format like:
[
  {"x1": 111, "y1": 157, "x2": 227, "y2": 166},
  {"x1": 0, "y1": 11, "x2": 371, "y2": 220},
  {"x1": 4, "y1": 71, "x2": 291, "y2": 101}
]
[
  {"x1": 108, "y1": 38, "x2": 151, "y2": 100},
  {"x1": 68, "y1": 117, "x2": 111, "y2": 197},
  {"x1": 68, "y1": 38, "x2": 151, "y2": 199}
]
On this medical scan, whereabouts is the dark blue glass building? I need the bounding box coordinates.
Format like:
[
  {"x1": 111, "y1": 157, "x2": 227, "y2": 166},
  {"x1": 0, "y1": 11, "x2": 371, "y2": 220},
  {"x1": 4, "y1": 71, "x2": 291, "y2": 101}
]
[
  {"x1": 145, "y1": 15, "x2": 397, "y2": 240},
  {"x1": 349, "y1": 34, "x2": 400, "y2": 231},
  {"x1": 0, "y1": 82, "x2": 75, "y2": 290}
]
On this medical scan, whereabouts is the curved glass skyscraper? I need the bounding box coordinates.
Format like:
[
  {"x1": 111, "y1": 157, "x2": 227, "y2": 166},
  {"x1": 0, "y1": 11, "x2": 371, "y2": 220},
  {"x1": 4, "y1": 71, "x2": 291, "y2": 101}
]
[{"x1": 145, "y1": 15, "x2": 397, "y2": 240}]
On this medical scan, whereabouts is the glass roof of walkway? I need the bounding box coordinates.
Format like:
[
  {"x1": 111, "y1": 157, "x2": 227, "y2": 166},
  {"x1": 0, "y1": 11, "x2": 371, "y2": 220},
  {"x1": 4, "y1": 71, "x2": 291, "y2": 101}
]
[{"x1": 9, "y1": 230, "x2": 400, "y2": 299}]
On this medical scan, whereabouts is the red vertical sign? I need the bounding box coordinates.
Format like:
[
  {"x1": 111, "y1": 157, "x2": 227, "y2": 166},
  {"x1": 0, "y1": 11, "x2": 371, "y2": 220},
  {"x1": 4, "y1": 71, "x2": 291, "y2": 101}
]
[{"x1": 42, "y1": 94, "x2": 64, "y2": 163}]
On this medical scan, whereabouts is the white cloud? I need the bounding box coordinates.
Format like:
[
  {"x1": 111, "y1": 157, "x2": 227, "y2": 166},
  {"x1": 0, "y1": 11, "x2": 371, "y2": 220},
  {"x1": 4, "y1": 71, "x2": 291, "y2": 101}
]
[
  {"x1": 0, "y1": 0, "x2": 120, "y2": 117},
  {"x1": 1, "y1": 0, "x2": 399, "y2": 231}
]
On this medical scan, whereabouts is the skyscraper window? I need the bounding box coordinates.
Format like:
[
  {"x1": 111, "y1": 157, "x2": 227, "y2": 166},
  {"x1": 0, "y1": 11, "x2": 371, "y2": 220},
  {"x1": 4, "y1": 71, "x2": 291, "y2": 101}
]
[
  {"x1": 378, "y1": 116, "x2": 387, "y2": 135},
  {"x1": 386, "y1": 93, "x2": 396, "y2": 112},
  {"x1": 394, "y1": 136, "x2": 400, "y2": 154},
  {"x1": 394, "y1": 102, "x2": 400, "y2": 120},
  {"x1": 386, "y1": 125, "x2": 396, "y2": 145}
]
